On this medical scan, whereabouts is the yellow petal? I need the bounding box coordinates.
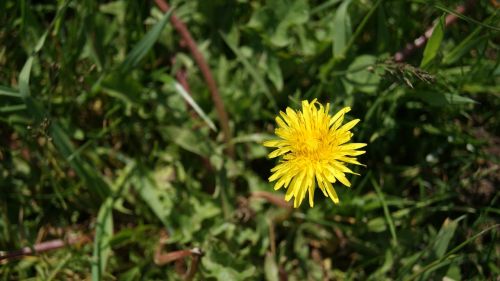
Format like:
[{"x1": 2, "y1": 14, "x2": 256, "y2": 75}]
[
  {"x1": 308, "y1": 183, "x2": 315, "y2": 207},
  {"x1": 331, "y1": 161, "x2": 357, "y2": 175},
  {"x1": 285, "y1": 183, "x2": 295, "y2": 202},
  {"x1": 338, "y1": 119, "x2": 360, "y2": 132},
  {"x1": 316, "y1": 173, "x2": 329, "y2": 197},
  {"x1": 286, "y1": 170, "x2": 304, "y2": 202},
  {"x1": 268, "y1": 147, "x2": 291, "y2": 158},
  {"x1": 338, "y1": 143, "x2": 367, "y2": 150},
  {"x1": 263, "y1": 140, "x2": 284, "y2": 147},
  {"x1": 337, "y1": 156, "x2": 364, "y2": 166},
  {"x1": 329, "y1": 107, "x2": 351, "y2": 127},
  {"x1": 275, "y1": 116, "x2": 288, "y2": 129},
  {"x1": 334, "y1": 171, "x2": 351, "y2": 187},
  {"x1": 325, "y1": 182, "x2": 339, "y2": 204},
  {"x1": 294, "y1": 171, "x2": 306, "y2": 202},
  {"x1": 340, "y1": 150, "x2": 366, "y2": 157},
  {"x1": 298, "y1": 167, "x2": 313, "y2": 207}
]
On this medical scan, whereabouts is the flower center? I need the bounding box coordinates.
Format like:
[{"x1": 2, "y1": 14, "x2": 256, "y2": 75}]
[{"x1": 293, "y1": 131, "x2": 330, "y2": 161}]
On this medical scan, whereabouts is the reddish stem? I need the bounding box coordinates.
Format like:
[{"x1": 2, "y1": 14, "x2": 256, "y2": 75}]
[
  {"x1": 155, "y1": 0, "x2": 234, "y2": 157},
  {"x1": 250, "y1": 191, "x2": 292, "y2": 209},
  {"x1": 0, "y1": 235, "x2": 90, "y2": 263}
]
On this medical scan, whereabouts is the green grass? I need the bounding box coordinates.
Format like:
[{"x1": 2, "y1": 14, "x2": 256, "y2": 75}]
[{"x1": 1, "y1": 0, "x2": 499, "y2": 280}]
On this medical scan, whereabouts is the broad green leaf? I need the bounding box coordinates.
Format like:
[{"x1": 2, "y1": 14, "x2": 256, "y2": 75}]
[
  {"x1": 263, "y1": 253, "x2": 278, "y2": 281},
  {"x1": 92, "y1": 198, "x2": 114, "y2": 281},
  {"x1": 421, "y1": 15, "x2": 445, "y2": 68},
  {"x1": 345, "y1": 55, "x2": 381, "y2": 94},
  {"x1": 120, "y1": 8, "x2": 173, "y2": 73},
  {"x1": 332, "y1": 0, "x2": 352, "y2": 59},
  {"x1": 433, "y1": 216, "x2": 464, "y2": 258}
]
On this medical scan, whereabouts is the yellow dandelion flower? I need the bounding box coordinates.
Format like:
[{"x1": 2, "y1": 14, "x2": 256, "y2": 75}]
[{"x1": 263, "y1": 99, "x2": 366, "y2": 208}]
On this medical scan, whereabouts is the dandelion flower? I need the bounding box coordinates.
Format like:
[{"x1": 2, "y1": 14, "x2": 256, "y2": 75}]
[{"x1": 263, "y1": 99, "x2": 366, "y2": 208}]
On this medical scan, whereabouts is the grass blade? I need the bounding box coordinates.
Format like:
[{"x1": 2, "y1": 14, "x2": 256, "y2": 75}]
[
  {"x1": 406, "y1": 224, "x2": 499, "y2": 281},
  {"x1": 0, "y1": 104, "x2": 26, "y2": 113},
  {"x1": 19, "y1": 57, "x2": 33, "y2": 98},
  {"x1": 156, "y1": 74, "x2": 217, "y2": 131},
  {"x1": 120, "y1": 8, "x2": 174, "y2": 73},
  {"x1": 371, "y1": 175, "x2": 398, "y2": 245},
  {"x1": 0, "y1": 86, "x2": 21, "y2": 98},
  {"x1": 421, "y1": 15, "x2": 445, "y2": 68},
  {"x1": 92, "y1": 198, "x2": 114, "y2": 281},
  {"x1": 432, "y1": 216, "x2": 465, "y2": 258},
  {"x1": 332, "y1": 0, "x2": 352, "y2": 59},
  {"x1": 432, "y1": 3, "x2": 500, "y2": 32}
]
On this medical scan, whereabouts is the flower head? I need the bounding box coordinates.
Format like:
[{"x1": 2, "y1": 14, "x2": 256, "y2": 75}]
[{"x1": 264, "y1": 99, "x2": 366, "y2": 208}]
